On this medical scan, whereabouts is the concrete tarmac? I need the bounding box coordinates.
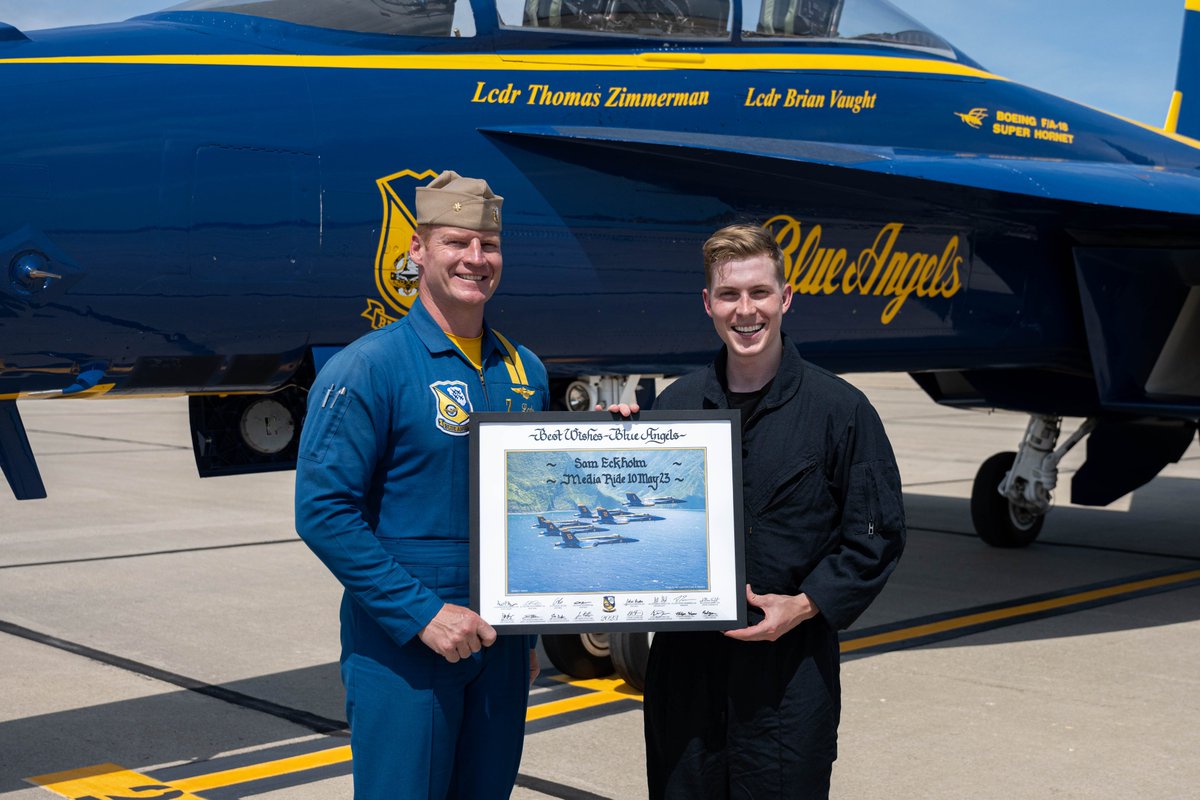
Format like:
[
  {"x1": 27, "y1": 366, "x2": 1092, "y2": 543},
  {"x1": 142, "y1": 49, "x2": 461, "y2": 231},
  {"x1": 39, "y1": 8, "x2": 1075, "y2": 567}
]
[{"x1": 2, "y1": 374, "x2": 1197, "y2": 799}]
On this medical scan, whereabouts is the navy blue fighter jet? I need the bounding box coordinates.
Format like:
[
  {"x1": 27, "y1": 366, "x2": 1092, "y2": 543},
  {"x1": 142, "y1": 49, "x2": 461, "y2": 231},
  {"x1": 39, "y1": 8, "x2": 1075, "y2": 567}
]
[
  {"x1": 541, "y1": 519, "x2": 612, "y2": 536},
  {"x1": 553, "y1": 527, "x2": 638, "y2": 548},
  {"x1": 597, "y1": 506, "x2": 663, "y2": 524},
  {"x1": 624, "y1": 492, "x2": 685, "y2": 507},
  {"x1": 3, "y1": 0, "x2": 1200, "y2": 553}
]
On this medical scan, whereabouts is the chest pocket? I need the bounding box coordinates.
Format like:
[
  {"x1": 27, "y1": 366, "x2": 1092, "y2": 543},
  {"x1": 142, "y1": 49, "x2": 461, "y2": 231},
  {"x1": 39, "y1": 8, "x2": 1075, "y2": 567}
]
[
  {"x1": 752, "y1": 458, "x2": 820, "y2": 516},
  {"x1": 494, "y1": 382, "x2": 542, "y2": 413},
  {"x1": 743, "y1": 456, "x2": 836, "y2": 595}
]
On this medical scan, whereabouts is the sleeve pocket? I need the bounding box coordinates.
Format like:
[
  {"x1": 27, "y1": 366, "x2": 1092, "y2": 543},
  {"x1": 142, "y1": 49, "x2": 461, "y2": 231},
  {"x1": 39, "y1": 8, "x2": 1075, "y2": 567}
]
[
  {"x1": 869, "y1": 460, "x2": 905, "y2": 535},
  {"x1": 298, "y1": 396, "x2": 352, "y2": 463}
]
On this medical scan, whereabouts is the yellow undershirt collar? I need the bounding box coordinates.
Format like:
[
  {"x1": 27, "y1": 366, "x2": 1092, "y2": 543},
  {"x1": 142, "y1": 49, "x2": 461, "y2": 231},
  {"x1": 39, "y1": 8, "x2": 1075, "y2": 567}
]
[{"x1": 444, "y1": 331, "x2": 483, "y2": 370}]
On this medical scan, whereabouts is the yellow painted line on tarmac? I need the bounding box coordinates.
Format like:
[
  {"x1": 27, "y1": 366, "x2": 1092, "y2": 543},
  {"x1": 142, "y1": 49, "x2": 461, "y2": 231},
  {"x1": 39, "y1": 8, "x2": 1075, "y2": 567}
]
[
  {"x1": 548, "y1": 675, "x2": 641, "y2": 695},
  {"x1": 31, "y1": 570, "x2": 1199, "y2": 797},
  {"x1": 29, "y1": 762, "x2": 208, "y2": 800},
  {"x1": 528, "y1": 676, "x2": 642, "y2": 721},
  {"x1": 172, "y1": 745, "x2": 352, "y2": 794},
  {"x1": 26, "y1": 679, "x2": 639, "y2": 798},
  {"x1": 526, "y1": 691, "x2": 634, "y2": 721},
  {"x1": 841, "y1": 568, "x2": 1200, "y2": 653}
]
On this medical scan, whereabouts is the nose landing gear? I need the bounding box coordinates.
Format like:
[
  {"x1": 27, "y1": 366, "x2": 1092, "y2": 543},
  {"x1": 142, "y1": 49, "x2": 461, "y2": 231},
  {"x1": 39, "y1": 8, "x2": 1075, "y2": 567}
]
[{"x1": 970, "y1": 415, "x2": 1095, "y2": 547}]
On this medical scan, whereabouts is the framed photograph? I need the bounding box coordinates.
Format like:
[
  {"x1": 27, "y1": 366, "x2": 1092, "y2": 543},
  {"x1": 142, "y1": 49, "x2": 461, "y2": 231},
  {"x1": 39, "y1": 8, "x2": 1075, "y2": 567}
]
[{"x1": 469, "y1": 411, "x2": 745, "y2": 634}]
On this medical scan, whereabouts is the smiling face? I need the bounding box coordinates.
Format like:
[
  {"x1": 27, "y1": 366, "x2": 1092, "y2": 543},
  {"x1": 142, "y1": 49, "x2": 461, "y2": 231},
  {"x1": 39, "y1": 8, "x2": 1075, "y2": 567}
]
[
  {"x1": 703, "y1": 253, "x2": 793, "y2": 365},
  {"x1": 410, "y1": 225, "x2": 502, "y2": 335}
]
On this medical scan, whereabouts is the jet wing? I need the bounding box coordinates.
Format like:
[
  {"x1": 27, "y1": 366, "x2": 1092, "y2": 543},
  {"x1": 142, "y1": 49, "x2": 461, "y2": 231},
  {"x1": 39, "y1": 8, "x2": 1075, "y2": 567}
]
[{"x1": 481, "y1": 126, "x2": 1200, "y2": 216}]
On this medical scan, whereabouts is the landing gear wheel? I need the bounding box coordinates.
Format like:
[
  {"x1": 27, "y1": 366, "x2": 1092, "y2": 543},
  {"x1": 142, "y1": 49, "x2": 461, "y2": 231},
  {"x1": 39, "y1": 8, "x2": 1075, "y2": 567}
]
[
  {"x1": 541, "y1": 633, "x2": 614, "y2": 678},
  {"x1": 610, "y1": 632, "x2": 653, "y2": 691},
  {"x1": 971, "y1": 451, "x2": 1045, "y2": 548}
]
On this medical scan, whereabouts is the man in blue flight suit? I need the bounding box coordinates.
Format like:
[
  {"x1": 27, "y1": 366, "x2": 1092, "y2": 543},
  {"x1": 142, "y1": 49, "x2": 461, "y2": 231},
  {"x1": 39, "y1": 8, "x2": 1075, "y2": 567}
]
[{"x1": 295, "y1": 171, "x2": 548, "y2": 799}]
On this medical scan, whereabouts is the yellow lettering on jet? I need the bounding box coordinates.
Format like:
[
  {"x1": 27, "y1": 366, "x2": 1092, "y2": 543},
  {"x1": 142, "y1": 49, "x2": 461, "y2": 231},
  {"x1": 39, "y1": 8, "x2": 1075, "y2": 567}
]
[
  {"x1": 996, "y1": 110, "x2": 1037, "y2": 125},
  {"x1": 766, "y1": 216, "x2": 963, "y2": 325},
  {"x1": 471, "y1": 80, "x2": 523, "y2": 104},
  {"x1": 992, "y1": 123, "x2": 1032, "y2": 138},
  {"x1": 744, "y1": 86, "x2": 782, "y2": 107},
  {"x1": 604, "y1": 87, "x2": 710, "y2": 107},
  {"x1": 527, "y1": 84, "x2": 602, "y2": 107},
  {"x1": 829, "y1": 89, "x2": 877, "y2": 113},
  {"x1": 783, "y1": 88, "x2": 825, "y2": 108},
  {"x1": 1034, "y1": 128, "x2": 1075, "y2": 144}
]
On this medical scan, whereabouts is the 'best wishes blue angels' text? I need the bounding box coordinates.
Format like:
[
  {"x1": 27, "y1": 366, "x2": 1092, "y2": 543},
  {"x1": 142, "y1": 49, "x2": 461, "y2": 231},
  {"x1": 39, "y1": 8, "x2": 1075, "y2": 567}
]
[{"x1": 529, "y1": 426, "x2": 682, "y2": 445}]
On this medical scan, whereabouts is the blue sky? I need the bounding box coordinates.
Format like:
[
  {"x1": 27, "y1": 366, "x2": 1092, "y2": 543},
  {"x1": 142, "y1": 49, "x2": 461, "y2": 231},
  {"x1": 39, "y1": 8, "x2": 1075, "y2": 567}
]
[{"x1": 0, "y1": 0, "x2": 1186, "y2": 126}]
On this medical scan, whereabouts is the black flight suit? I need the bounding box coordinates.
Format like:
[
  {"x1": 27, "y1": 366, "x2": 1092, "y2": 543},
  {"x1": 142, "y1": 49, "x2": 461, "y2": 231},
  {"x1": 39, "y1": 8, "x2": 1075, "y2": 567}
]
[{"x1": 645, "y1": 337, "x2": 906, "y2": 799}]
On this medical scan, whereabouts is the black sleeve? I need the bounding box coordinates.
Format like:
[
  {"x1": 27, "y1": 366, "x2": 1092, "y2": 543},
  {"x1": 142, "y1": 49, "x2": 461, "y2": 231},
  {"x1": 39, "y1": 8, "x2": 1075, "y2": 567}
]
[{"x1": 798, "y1": 398, "x2": 906, "y2": 630}]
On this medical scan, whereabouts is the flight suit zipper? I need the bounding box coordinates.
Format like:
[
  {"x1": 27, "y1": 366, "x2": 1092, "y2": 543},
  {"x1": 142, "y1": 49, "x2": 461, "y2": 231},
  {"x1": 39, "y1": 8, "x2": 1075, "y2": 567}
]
[
  {"x1": 739, "y1": 402, "x2": 765, "y2": 543},
  {"x1": 867, "y1": 469, "x2": 878, "y2": 538},
  {"x1": 478, "y1": 367, "x2": 489, "y2": 407}
]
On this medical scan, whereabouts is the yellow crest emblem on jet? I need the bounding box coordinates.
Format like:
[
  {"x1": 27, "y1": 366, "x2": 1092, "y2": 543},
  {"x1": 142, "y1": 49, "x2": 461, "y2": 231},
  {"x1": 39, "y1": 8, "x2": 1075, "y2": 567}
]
[
  {"x1": 955, "y1": 107, "x2": 989, "y2": 129},
  {"x1": 364, "y1": 168, "x2": 439, "y2": 329}
]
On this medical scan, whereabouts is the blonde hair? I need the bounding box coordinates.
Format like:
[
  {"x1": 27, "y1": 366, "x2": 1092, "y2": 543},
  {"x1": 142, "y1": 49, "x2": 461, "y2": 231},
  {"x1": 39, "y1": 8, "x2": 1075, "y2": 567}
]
[{"x1": 702, "y1": 224, "x2": 785, "y2": 288}]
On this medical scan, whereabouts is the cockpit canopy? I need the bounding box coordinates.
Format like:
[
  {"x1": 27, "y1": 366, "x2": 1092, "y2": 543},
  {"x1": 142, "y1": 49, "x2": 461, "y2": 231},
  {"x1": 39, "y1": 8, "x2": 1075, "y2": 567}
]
[
  {"x1": 518, "y1": 0, "x2": 951, "y2": 50},
  {"x1": 166, "y1": 0, "x2": 466, "y2": 37},
  {"x1": 164, "y1": 0, "x2": 954, "y2": 56}
]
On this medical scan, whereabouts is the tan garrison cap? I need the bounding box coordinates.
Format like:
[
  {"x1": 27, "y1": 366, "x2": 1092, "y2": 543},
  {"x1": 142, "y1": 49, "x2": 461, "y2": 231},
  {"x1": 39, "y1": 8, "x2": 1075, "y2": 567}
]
[{"x1": 415, "y1": 170, "x2": 503, "y2": 232}]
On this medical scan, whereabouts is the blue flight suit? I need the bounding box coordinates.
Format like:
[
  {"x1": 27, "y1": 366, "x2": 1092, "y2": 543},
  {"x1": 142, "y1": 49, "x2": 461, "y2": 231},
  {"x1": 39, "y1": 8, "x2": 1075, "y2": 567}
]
[{"x1": 295, "y1": 296, "x2": 548, "y2": 799}]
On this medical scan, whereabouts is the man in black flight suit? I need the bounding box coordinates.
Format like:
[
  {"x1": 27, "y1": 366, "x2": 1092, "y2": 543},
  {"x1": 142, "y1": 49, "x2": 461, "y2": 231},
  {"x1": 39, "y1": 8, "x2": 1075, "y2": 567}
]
[{"x1": 644, "y1": 222, "x2": 906, "y2": 799}]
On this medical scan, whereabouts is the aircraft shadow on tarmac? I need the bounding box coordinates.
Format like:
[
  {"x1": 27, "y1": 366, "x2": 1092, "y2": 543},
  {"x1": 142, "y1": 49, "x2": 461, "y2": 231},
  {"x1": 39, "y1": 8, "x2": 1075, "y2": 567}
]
[
  {"x1": 0, "y1": 652, "x2": 580, "y2": 791},
  {"x1": 848, "y1": 477, "x2": 1200, "y2": 656},
  {"x1": 0, "y1": 661, "x2": 347, "y2": 793}
]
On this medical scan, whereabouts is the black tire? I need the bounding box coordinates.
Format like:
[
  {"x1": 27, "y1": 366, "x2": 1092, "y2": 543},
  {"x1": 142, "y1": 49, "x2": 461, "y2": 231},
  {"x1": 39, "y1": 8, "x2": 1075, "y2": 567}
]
[
  {"x1": 541, "y1": 633, "x2": 614, "y2": 679},
  {"x1": 610, "y1": 632, "x2": 653, "y2": 691},
  {"x1": 971, "y1": 451, "x2": 1045, "y2": 548}
]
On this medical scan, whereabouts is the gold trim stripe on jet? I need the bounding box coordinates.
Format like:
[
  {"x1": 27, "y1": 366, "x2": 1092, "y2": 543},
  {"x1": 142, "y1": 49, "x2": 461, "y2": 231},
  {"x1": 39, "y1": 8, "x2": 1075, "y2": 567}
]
[
  {"x1": 1166, "y1": 90, "x2": 1184, "y2": 133},
  {"x1": 0, "y1": 52, "x2": 1005, "y2": 80}
]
